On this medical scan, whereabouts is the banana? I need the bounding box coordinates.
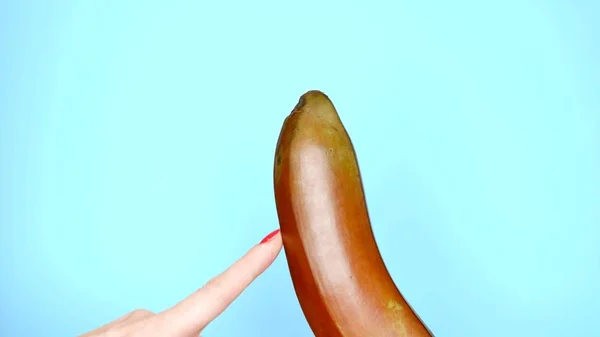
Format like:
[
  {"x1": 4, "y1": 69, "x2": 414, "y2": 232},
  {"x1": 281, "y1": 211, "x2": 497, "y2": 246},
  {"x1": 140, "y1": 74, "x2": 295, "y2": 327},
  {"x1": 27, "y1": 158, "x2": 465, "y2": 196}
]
[{"x1": 273, "y1": 90, "x2": 433, "y2": 337}]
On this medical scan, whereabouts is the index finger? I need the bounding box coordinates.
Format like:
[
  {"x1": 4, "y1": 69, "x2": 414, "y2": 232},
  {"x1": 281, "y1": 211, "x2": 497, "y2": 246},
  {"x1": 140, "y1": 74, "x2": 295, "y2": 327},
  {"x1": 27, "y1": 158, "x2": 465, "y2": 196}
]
[{"x1": 159, "y1": 229, "x2": 282, "y2": 336}]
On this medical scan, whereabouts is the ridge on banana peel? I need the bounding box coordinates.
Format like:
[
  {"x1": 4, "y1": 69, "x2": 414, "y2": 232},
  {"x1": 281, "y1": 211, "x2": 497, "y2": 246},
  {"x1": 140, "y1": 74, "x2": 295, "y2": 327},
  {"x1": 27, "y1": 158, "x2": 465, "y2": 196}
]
[{"x1": 273, "y1": 90, "x2": 433, "y2": 337}]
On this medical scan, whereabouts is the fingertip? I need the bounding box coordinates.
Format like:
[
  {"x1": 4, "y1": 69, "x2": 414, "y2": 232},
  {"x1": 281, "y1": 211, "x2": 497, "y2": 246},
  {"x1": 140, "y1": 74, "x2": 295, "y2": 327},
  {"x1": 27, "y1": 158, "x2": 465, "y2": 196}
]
[
  {"x1": 257, "y1": 229, "x2": 283, "y2": 259},
  {"x1": 259, "y1": 229, "x2": 281, "y2": 244}
]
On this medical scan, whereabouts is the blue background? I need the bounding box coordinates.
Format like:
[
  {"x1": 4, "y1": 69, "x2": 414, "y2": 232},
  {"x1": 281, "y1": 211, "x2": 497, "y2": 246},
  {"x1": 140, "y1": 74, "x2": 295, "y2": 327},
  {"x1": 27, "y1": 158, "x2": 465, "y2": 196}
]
[{"x1": 1, "y1": 0, "x2": 599, "y2": 336}]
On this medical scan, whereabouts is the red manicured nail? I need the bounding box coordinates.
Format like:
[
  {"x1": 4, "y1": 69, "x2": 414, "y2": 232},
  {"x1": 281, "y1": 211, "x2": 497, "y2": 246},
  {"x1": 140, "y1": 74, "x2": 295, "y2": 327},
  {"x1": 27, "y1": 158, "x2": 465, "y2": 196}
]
[{"x1": 260, "y1": 229, "x2": 280, "y2": 244}]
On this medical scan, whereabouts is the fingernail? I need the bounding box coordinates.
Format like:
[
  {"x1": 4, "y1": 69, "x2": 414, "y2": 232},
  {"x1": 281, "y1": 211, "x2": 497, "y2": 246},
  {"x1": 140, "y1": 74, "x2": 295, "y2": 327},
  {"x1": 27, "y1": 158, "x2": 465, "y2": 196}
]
[{"x1": 260, "y1": 229, "x2": 280, "y2": 244}]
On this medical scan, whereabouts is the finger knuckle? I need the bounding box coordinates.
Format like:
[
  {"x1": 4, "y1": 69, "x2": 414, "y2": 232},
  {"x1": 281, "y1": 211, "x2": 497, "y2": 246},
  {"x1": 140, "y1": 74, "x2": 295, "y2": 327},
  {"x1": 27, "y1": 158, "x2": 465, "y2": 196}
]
[
  {"x1": 202, "y1": 278, "x2": 230, "y2": 303},
  {"x1": 128, "y1": 309, "x2": 153, "y2": 319}
]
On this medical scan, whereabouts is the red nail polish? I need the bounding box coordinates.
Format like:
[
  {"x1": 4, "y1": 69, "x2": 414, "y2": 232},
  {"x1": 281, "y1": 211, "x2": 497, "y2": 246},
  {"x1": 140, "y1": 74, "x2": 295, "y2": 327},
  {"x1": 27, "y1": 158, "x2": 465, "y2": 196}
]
[{"x1": 260, "y1": 229, "x2": 280, "y2": 244}]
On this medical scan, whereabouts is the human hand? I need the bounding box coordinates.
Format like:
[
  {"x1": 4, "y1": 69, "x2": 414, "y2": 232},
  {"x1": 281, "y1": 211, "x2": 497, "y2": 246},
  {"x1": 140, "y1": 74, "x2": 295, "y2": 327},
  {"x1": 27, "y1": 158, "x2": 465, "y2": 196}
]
[{"x1": 80, "y1": 229, "x2": 282, "y2": 337}]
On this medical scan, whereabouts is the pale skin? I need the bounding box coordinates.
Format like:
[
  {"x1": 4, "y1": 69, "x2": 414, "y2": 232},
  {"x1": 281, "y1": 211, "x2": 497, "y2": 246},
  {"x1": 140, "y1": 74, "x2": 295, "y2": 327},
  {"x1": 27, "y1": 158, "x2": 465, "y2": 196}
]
[{"x1": 80, "y1": 230, "x2": 282, "y2": 337}]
